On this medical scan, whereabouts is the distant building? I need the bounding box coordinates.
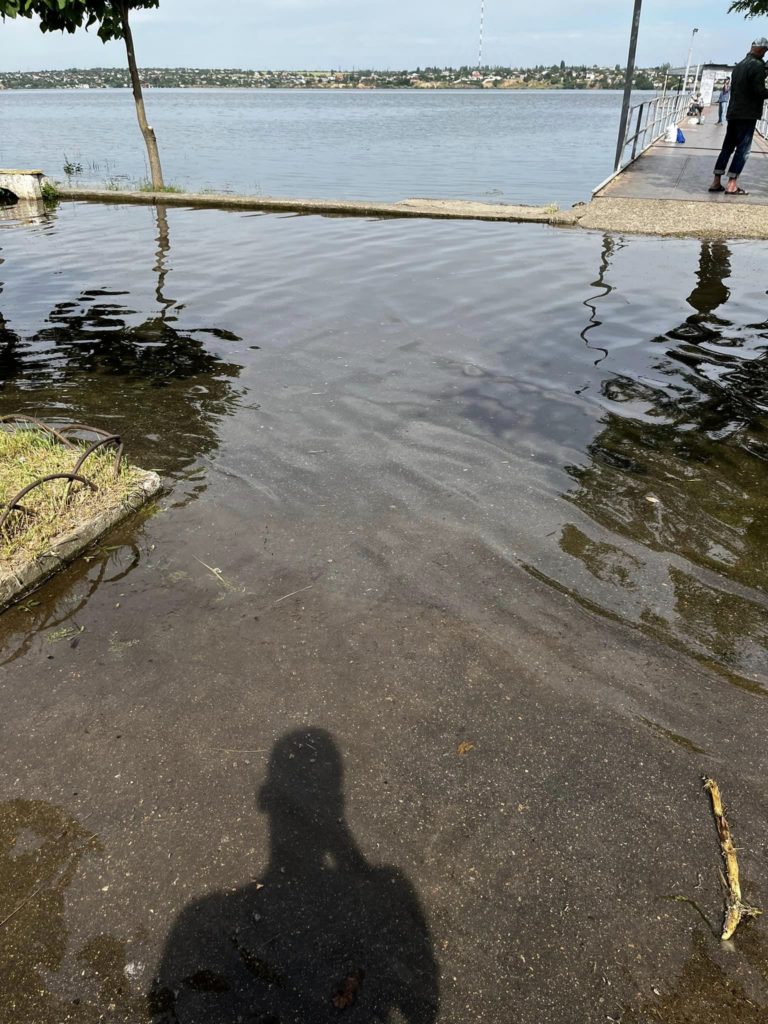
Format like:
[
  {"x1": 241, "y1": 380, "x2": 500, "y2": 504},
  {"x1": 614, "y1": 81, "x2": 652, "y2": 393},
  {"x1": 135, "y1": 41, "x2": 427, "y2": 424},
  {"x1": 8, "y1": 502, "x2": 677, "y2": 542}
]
[{"x1": 666, "y1": 62, "x2": 733, "y2": 106}]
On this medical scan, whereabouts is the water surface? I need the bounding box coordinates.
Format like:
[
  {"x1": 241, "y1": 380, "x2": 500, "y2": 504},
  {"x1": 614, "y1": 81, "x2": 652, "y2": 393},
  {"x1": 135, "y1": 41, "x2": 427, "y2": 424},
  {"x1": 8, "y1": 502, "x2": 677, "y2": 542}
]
[
  {"x1": 1, "y1": 201, "x2": 766, "y2": 685},
  {"x1": 0, "y1": 88, "x2": 652, "y2": 205}
]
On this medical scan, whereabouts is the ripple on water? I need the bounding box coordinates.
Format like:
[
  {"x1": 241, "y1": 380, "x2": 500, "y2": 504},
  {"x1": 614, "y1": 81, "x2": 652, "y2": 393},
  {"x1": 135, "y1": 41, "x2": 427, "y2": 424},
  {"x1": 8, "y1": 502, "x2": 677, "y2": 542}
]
[{"x1": 0, "y1": 204, "x2": 766, "y2": 684}]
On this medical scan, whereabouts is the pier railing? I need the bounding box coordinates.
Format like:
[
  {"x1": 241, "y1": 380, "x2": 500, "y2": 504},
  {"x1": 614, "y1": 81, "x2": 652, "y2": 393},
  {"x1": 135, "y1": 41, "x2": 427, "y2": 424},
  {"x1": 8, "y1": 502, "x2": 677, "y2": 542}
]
[
  {"x1": 616, "y1": 93, "x2": 691, "y2": 170},
  {"x1": 594, "y1": 92, "x2": 691, "y2": 195}
]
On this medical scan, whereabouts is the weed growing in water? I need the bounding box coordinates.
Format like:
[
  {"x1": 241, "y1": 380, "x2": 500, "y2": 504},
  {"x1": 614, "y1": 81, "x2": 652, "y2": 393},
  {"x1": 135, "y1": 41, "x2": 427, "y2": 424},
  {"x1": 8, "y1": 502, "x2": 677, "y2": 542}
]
[{"x1": 63, "y1": 155, "x2": 83, "y2": 176}]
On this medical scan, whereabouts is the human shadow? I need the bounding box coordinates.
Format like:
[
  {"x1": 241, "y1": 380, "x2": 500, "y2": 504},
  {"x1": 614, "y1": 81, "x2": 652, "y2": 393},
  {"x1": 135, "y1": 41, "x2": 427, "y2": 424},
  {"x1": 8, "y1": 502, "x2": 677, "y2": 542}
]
[{"x1": 149, "y1": 729, "x2": 440, "y2": 1023}]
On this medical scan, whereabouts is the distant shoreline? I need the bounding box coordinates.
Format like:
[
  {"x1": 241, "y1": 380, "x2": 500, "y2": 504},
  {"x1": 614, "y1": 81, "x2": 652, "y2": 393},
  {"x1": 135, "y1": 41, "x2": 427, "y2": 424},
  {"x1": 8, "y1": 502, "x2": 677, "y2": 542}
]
[
  {"x1": 0, "y1": 65, "x2": 666, "y2": 92},
  {"x1": 0, "y1": 84, "x2": 647, "y2": 91}
]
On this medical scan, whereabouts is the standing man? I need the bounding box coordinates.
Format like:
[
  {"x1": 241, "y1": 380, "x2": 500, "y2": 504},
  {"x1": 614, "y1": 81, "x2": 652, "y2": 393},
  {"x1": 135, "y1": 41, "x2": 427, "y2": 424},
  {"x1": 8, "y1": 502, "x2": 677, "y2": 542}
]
[
  {"x1": 709, "y1": 37, "x2": 768, "y2": 195},
  {"x1": 717, "y1": 78, "x2": 731, "y2": 125}
]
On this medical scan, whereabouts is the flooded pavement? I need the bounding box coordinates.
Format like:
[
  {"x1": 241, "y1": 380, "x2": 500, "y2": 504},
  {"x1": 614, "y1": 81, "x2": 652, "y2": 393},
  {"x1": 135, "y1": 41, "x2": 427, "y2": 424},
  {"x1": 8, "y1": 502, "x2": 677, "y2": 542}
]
[{"x1": 1, "y1": 202, "x2": 767, "y2": 1022}]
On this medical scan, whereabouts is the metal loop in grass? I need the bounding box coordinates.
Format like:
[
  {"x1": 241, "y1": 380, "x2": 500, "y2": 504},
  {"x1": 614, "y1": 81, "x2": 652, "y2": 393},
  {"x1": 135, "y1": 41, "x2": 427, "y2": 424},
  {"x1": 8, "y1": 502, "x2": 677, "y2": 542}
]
[
  {"x1": 68, "y1": 435, "x2": 124, "y2": 488},
  {"x1": 0, "y1": 414, "x2": 77, "y2": 449},
  {"x1": 0, "y1": 473, "x2": 97, "y2": 533}
]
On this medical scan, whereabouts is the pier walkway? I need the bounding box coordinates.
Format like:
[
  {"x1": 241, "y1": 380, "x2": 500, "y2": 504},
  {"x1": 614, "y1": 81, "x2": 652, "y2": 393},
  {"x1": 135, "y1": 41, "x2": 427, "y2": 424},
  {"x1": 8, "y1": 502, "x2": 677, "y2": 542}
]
[
  {"x1": 598, "y1": 117, "x2": 768, "y2": 204},
  {"x1": 579, "y1": 110, "x2": 768, "y2": 238}
]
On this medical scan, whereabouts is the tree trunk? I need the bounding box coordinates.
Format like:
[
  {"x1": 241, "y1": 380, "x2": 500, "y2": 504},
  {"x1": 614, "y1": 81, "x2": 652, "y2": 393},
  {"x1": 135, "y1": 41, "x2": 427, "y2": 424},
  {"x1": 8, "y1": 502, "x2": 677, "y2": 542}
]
[{"x1": 120, "y1": 4, "x2": 165, "y2": 190}]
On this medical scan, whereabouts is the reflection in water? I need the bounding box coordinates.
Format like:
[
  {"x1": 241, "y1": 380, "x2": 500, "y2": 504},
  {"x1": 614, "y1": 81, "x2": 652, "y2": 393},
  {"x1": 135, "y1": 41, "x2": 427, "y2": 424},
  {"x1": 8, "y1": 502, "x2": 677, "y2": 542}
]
[
  {"x1": 151, "y1": 729, "x2": 439, "y2": 1023},
  {"x1": 0, "y1": 537, "x2": 144, "y2": 667},
  {"x1": 0, "y1": 309, "x2": 24, "y2": 381},
  {"x1": 623, "y1": 927, "x2": 768, "y2": 1024},
  {"x1": 578, "y1": 232, "x2": 621, "y2": 378},
  {"x1": 0, "y1": 801, "x2": 97, "y2": 1023},
  {"x1": 0, "y1": 205, "x2": 243, "y2": 484},
  {"x1": 563, "y1": 239, "x2": 768, "y2": 683},
  {"x1": 0, "y1": 801, "x2": 146, "y2": 1022}
]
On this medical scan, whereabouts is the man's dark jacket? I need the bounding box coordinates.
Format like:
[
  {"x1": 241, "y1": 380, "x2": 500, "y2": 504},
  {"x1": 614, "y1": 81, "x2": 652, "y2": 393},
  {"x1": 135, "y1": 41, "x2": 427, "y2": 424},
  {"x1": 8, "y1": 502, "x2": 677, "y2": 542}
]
[{"x1": 727, "y1": 52, "x2": 768, "y2": 120}]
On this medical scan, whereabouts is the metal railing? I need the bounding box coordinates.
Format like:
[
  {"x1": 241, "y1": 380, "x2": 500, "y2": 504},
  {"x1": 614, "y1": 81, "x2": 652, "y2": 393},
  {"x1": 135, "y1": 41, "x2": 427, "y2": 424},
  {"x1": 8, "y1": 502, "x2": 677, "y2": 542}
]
[
  {"x1": 593, "y1": 92, "x2": 691, "y2": 196},
  {"x1": 617, "y1": 93, "x2": 692, "y2": 170}
]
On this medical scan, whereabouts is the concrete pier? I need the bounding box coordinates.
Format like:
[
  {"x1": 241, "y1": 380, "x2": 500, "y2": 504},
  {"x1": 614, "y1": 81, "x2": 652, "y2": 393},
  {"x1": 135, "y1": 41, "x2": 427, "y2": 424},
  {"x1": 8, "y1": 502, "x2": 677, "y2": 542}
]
[{"x1": 580, "y1": 111, "x2": 768, "y2": 237}]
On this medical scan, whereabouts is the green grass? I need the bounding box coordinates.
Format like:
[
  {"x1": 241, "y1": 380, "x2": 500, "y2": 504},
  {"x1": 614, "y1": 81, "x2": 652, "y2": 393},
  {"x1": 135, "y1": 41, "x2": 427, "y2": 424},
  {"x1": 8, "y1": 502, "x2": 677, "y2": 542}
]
[
  {"x1": 136, "y1": 180, "x2": 186, "y2": 194},
  {"x1": 40, "y1": 180, "x2": 60, "y2": 203},
  {"x1": 70, "y1": 176, "x2": 185, "y2": 194},
  {"x1": 0, "y1": 429, "x2": 143, "y2": 571}
]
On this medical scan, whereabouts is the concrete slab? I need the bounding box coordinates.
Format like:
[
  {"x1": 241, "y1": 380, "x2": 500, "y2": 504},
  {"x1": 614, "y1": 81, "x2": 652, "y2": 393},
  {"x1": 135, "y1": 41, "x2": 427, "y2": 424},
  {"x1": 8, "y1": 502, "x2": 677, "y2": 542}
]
[
  {"x1": 576, "y1": 195, "x2": 768, "y2": 239},
  {"x1": 53, "y1": 185, "x2": 579, "y2": 226},
  {"x1": 0, "y1": 169, "x2": 44, "y2": 201}
]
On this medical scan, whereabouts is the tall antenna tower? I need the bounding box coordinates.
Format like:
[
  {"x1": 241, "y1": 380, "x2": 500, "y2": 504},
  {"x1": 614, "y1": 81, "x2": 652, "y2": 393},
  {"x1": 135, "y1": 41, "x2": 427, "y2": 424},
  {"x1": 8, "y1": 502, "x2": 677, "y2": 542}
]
[{"x1": 478, "y1": 0, "x2": 485, "y2": 68}]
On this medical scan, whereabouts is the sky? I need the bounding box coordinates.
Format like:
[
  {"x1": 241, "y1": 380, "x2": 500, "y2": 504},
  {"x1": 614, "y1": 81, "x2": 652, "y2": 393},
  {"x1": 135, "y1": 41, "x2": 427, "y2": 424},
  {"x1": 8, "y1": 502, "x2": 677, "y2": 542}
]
[{"x1": 1, "y1": 1, "x2": 766, "y2": 72}]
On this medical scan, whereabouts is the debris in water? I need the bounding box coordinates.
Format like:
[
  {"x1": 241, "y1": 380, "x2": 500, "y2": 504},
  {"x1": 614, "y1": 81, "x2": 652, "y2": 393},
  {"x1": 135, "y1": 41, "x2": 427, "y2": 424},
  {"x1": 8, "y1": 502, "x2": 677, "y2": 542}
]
[
  {"x1": 193, "y1": 556, "x2": 245, "y2": 593},
  {"x1": 703, "y1": 776, "x2": 762, "y2": 940},
  {"x1": 46, "y1": 624, "x2": 84, "y2": 644},
  {"x1": 457, "y1": 741, "x2": 475, "y2": 756}
]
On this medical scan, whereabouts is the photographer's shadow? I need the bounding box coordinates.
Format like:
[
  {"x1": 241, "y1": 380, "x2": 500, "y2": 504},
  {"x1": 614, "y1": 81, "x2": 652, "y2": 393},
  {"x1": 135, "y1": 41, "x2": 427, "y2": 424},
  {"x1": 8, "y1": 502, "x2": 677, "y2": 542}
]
[{"x1": 149, "y1": 729, "x2": 439, "y2": 1023}]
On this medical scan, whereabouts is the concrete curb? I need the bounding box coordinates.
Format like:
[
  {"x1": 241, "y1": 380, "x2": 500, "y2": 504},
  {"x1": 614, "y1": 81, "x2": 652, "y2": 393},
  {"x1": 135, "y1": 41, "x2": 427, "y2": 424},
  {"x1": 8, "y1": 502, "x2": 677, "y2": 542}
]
[
  {"x1": 0, "y1": 471, "x2": 162, "y2": 612},
  {"x1": 52, "y1": 183, "x2": 767, "y2": 241},
  {"x1": 575, "y1": 195, "x2": 768, "y2": 239},
  {"x1": 53, "y1": 185, "x2": 579, "y2": 226}
]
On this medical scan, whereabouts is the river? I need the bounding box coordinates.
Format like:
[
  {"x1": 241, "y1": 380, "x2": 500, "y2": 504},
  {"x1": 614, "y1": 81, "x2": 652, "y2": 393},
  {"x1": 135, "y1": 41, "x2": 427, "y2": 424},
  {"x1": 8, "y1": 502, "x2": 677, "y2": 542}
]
[{"x1": 1, "y1": 87, "x2": 653, "y2": 205}]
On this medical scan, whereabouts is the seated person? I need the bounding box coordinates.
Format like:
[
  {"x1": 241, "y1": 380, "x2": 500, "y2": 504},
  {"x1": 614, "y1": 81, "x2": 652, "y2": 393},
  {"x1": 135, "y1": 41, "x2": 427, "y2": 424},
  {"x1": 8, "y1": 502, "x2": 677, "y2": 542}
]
[{"x1": 688, "y1": 93, "x2": 705, "y2": 123}]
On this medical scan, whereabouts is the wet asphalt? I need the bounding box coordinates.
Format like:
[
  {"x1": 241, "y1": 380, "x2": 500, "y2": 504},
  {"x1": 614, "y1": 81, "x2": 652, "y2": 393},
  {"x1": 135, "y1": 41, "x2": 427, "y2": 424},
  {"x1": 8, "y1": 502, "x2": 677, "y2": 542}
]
[{"x1": 2, "y1": 501, "x2": 767, "y2": 1023}]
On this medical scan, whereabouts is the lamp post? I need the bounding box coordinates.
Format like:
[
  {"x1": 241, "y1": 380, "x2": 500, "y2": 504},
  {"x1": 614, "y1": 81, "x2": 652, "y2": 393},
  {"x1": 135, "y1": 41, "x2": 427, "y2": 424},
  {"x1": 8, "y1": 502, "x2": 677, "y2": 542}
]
[
  {"x1": 614, "y1": 0, "x2": 643, "y2": 172},
  {"x1": 683, "y1": 27, "x2": 698, "y2": 94}
]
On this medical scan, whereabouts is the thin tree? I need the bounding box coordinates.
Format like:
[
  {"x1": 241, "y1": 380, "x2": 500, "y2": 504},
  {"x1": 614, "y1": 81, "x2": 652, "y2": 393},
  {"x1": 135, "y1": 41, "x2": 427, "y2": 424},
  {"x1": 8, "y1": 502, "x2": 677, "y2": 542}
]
[
  {"x1": 0, "y1": 1, "x2": 165, "y2": 189},
  {"x1": 728, "y1": 1, "x2": 768, "y2": 15}
]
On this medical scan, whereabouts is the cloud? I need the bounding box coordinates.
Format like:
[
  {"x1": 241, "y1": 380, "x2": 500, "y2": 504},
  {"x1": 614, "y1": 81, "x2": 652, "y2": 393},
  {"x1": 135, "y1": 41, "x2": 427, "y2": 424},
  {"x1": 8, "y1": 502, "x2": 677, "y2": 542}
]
[{"x1": 0, "y1": 0, "x2": 756, "y2": 71}]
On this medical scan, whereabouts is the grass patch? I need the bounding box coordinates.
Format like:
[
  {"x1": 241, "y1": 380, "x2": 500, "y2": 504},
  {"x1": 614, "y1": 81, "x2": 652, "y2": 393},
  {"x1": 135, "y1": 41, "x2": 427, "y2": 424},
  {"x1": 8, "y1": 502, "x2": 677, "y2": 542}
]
[
  {"x1": 137, "y1": 180, "x2": 186, "y2": 194},
  {"x1": 0, "y1": 429, "x2": 144, "y2": 572},
  {"x1": 40, "y1": 180, "x2": 60, "y2": 203}
]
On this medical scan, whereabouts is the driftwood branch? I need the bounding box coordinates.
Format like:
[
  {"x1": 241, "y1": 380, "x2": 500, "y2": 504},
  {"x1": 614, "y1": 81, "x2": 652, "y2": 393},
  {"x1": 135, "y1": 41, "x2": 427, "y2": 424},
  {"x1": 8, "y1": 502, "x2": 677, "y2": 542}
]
[{"x1": 703, "y1": 776, "x2": 762, "y2": 941}]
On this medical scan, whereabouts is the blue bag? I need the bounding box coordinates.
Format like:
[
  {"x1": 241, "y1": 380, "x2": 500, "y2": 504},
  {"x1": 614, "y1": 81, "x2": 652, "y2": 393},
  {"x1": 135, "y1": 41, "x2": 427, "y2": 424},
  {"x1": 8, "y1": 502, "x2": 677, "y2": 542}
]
[{"x1": 676, "y1": 128, "x2": 686, "y2": 144}]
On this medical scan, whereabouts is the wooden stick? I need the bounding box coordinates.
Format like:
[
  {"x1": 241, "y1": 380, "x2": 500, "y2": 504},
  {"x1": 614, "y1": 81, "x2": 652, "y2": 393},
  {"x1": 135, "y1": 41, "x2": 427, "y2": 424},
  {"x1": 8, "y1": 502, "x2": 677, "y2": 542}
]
[{"x1": 703, "y1": 776, "x2": 762, "y2": 940}]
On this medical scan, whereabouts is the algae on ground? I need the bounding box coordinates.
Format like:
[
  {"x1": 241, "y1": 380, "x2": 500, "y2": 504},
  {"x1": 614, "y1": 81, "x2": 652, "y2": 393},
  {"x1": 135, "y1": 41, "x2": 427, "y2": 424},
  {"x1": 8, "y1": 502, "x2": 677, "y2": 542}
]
[{"x1": 0, "y1": 429, "x2": 143, "y2": 572}]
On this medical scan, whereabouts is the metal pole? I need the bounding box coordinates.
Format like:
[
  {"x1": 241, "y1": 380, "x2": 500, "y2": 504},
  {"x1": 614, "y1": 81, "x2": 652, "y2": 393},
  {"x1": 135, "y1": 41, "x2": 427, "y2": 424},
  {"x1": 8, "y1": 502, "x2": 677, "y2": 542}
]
[
  {"x1": 614, "y1": 0, "x2": 643, "y2": 172},
  {"x1": 683, "y1": 27, "x2": 698, "y2": 95}
]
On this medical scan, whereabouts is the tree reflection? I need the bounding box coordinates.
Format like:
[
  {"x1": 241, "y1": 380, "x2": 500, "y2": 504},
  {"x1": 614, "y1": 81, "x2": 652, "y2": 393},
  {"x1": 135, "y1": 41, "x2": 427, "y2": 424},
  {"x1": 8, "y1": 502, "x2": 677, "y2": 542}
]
[
  {"x1": 0, "y1": 204, "x2": 242, "y2": 481},
  {"x1": 564, "y1": 239, "x2": 768, "y2": 680}
]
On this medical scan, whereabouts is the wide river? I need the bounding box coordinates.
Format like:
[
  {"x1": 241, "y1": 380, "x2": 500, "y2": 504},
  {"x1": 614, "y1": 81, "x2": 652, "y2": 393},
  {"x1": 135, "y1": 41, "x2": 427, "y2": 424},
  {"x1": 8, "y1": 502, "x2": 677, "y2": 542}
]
[{"x1": 0, "y1": 88, "x2": 654, "y2": 205}]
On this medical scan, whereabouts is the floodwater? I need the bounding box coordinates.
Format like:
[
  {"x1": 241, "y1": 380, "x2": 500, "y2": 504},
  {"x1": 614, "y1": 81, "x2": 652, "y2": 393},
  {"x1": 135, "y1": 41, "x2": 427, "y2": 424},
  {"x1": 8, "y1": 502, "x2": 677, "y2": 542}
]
[
  {"x1": 0, "y1": 88, "x2": 653, "y2": 205},
  {"x1": 1, "y1": 202, "x2": 768, "y2": 1023},
  {"x1": 1, "y1": 202, "x2": 766, "y2": 686}
]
